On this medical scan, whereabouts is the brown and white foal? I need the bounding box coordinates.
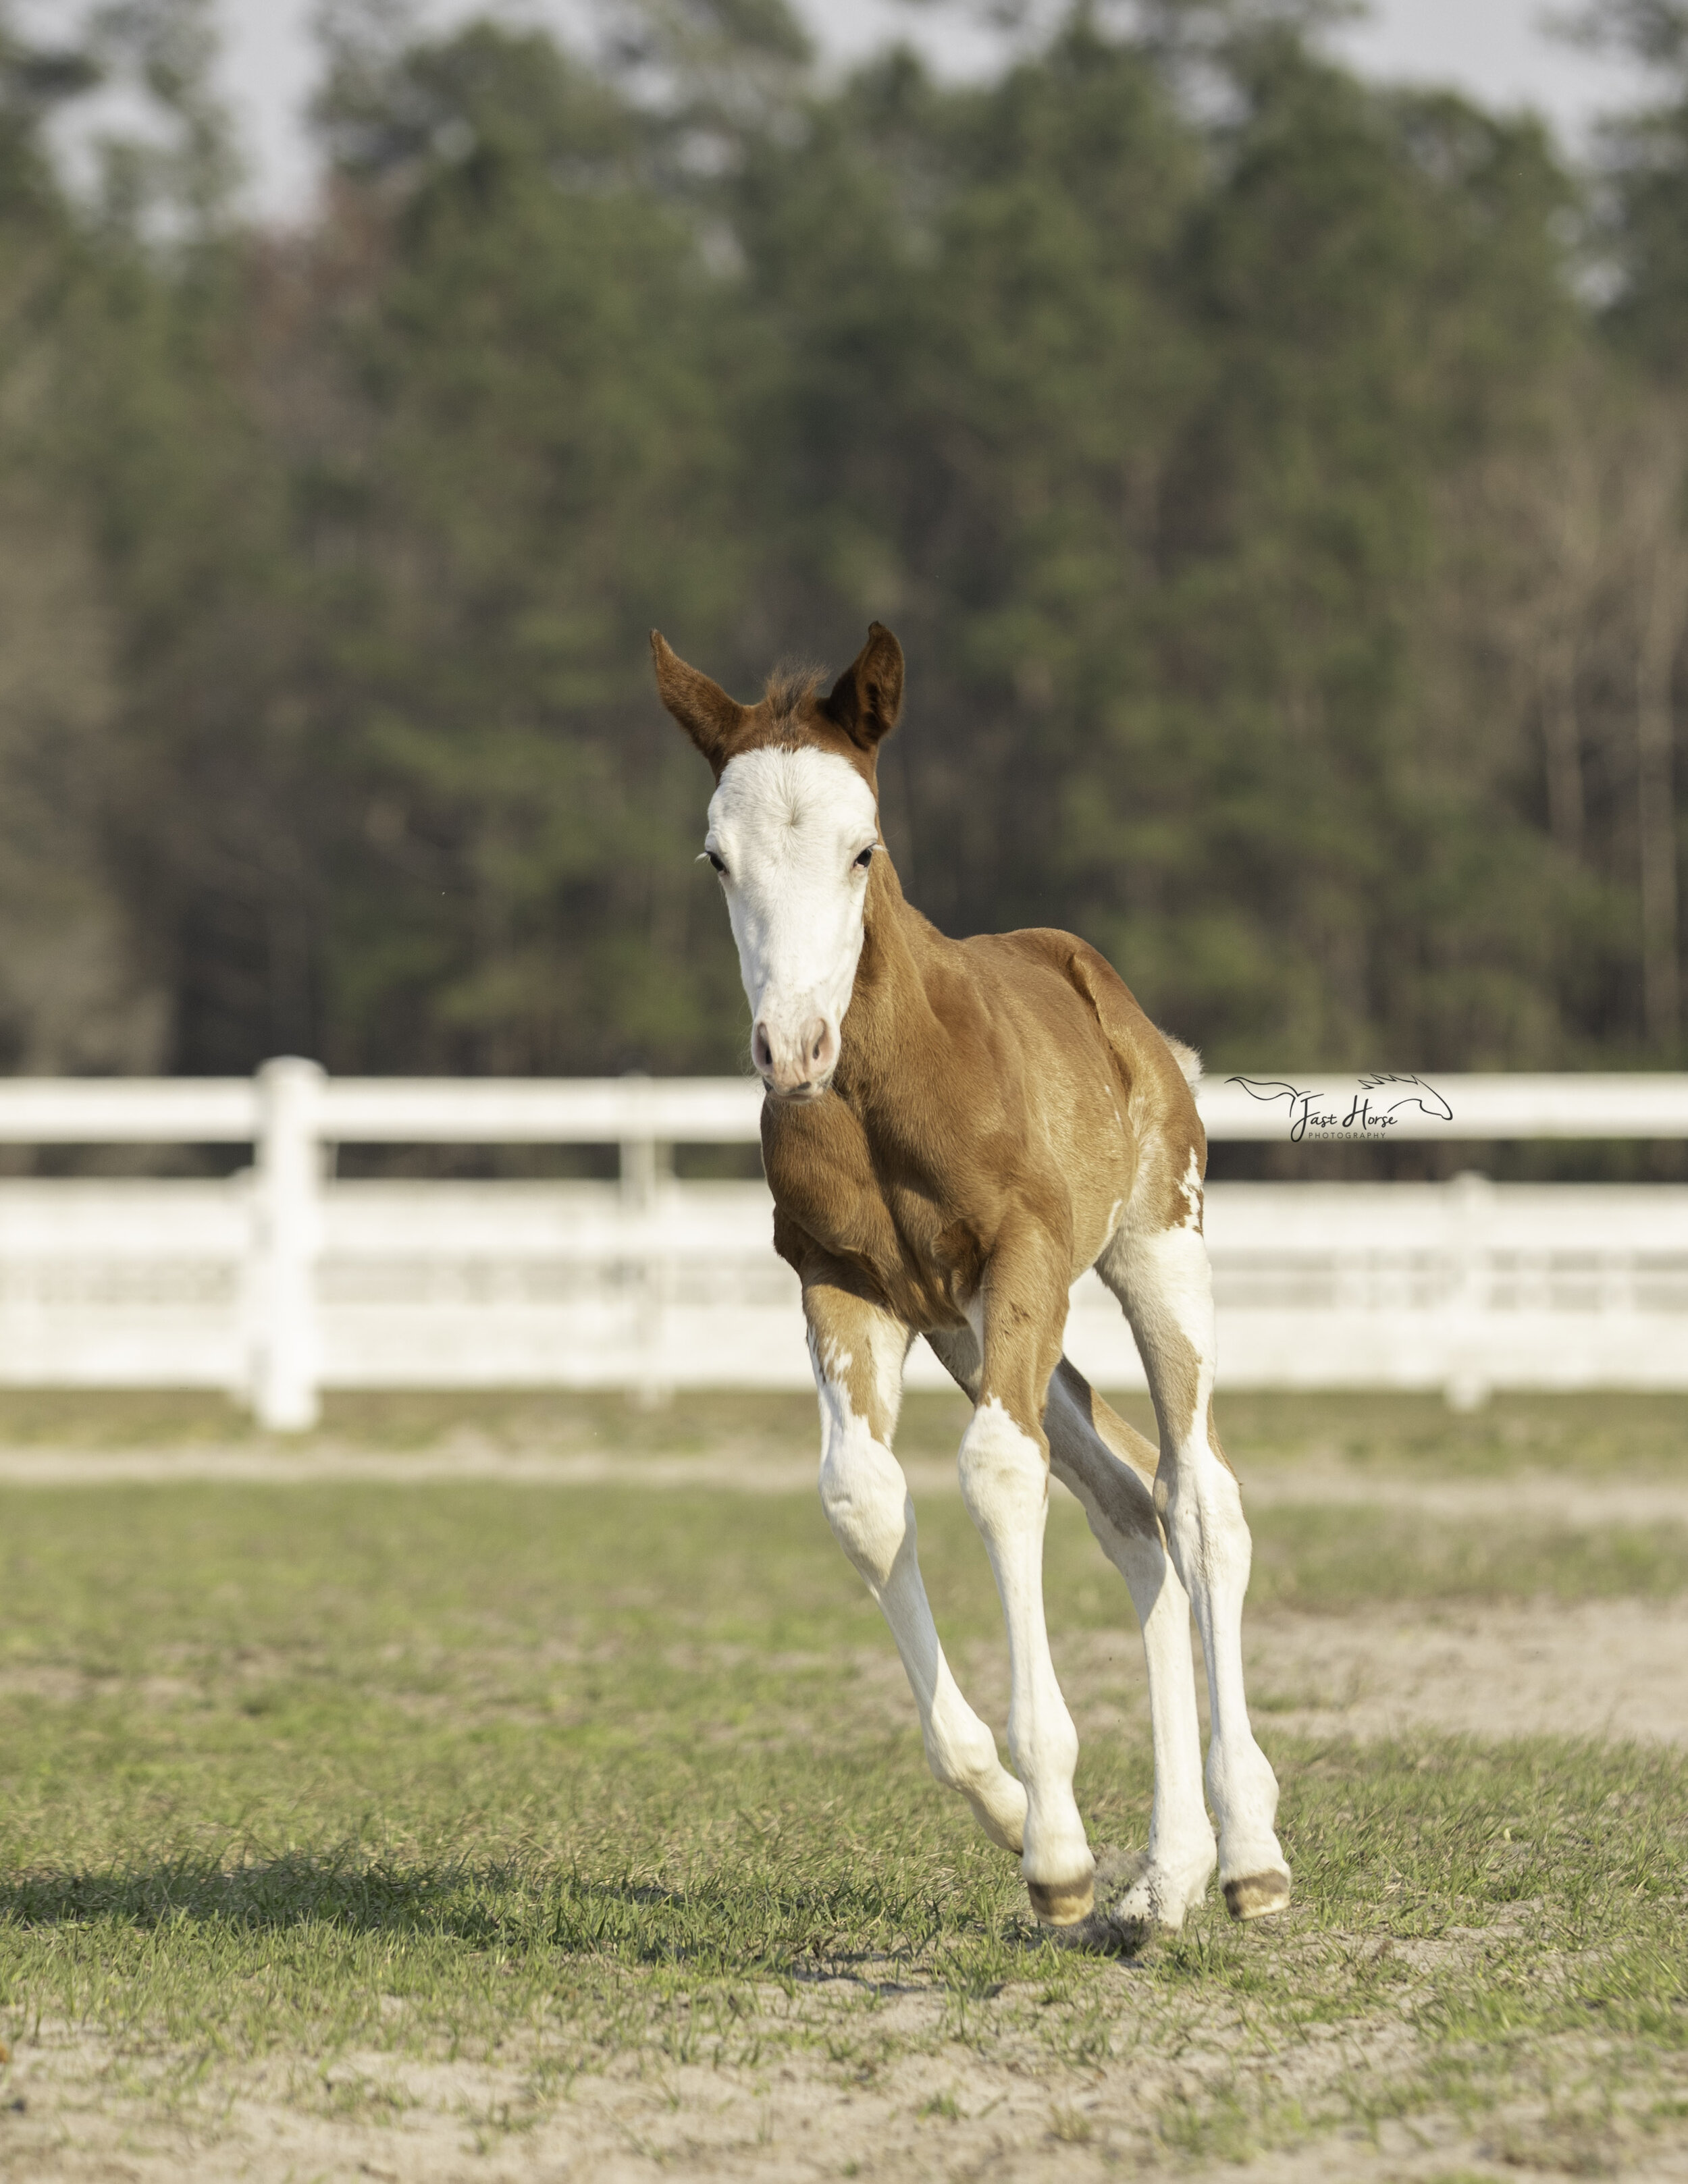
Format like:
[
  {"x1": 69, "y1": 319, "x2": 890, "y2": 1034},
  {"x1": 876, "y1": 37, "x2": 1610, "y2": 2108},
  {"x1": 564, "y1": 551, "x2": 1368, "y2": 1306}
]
[{"x1": 653, "y1": 622, "x2": 1291, "y2": 1944}]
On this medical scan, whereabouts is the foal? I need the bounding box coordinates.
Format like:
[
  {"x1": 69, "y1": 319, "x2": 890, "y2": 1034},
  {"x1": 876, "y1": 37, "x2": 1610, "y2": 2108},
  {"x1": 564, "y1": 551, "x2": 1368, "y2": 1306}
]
[{"x1": 653, "y1": 622, "x2": 1290, "y2": 1943}]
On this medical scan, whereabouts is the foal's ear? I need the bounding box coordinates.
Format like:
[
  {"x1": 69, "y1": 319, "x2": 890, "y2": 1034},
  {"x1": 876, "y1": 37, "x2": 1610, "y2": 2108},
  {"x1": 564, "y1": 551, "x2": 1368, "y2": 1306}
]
[
  {"x1": 822, "y1": 622, "x2": 904, "y2": 750},
  {"x1": 650, "y1": 632, "x2": 747, "y2": 776}
]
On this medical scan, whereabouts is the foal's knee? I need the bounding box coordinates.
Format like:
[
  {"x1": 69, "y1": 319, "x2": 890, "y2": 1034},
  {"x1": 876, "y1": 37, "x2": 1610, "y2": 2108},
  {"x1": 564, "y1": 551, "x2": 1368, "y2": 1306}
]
[
  {"x1": 957, "y1": 1397, "x2": 1047, "y2": 1537},
  {"x1": 818, "y1": 1409, "x2": 912, "y2": 1592},
  {"x1": 1159, "y1": 1439, "x2": 1252, "y2": 1601}
]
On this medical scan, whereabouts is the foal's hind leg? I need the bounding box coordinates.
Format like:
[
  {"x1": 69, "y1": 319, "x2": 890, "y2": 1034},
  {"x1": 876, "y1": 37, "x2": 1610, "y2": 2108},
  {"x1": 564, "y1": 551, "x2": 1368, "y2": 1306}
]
[
  {"x1": 803, "y1": 1276, "x2": 1028, "y2": 1853},
  {"x1": 1044, "y1": 1362, "x2": 1216, "y2": 1938},
  {"x1": 1098, "y1": 1183, "x2": 1292, "y2": 1923}
]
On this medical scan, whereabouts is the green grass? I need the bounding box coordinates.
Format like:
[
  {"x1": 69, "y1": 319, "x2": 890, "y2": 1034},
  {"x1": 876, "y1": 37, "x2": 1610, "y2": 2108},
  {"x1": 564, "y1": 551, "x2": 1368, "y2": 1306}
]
[
  {"x1": 1, "y1": 1472, "x2": 1686, "y2": 2172},
  {"x1": 0, "y1": 1385, "x2": 1683, "y2": 1479},
  {"x1": 1246, "y1": 1501, "x2": 1688, "y2": 1607},
  {"x1": 1220, "y1": 1387, "x2": 1688, "y2": 1483}
]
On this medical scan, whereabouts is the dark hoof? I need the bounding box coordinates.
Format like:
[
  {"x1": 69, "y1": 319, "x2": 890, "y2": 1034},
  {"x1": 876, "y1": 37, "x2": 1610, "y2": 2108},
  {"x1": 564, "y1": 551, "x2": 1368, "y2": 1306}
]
[
  {"x1": 1027, "y1": 1875, "x2": 1096, "y2": 1927},
  {"x1": 1223, "y1": 1869, "x2": 1292, "y2": 1922}
]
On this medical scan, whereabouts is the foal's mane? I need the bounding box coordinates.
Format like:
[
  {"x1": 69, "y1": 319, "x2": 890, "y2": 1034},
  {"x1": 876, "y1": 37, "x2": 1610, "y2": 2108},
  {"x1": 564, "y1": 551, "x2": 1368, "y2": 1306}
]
[{"x1": 762, "y1": 663, "x2": 827, "y2": 732}]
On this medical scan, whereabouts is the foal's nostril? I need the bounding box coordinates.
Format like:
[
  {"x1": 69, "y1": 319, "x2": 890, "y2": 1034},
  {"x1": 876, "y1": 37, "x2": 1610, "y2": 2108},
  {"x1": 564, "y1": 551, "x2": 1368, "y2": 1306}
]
[{"x1": 802, "y1": 1017, "x2": 837, "y2": 1079}]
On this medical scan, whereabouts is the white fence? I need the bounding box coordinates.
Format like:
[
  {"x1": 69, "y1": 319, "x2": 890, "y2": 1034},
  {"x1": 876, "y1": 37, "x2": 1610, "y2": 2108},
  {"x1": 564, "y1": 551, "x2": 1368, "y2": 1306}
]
[{"x1": 0, "y1": 1062, "x2": 1685, "y2": 1428}]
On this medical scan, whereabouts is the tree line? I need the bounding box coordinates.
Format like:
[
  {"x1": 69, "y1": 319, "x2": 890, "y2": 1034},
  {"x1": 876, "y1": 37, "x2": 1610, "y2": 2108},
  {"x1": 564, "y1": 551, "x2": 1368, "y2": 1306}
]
[{"x1": 1, "y1": 0, "x2": 1686, "y2": 1086}]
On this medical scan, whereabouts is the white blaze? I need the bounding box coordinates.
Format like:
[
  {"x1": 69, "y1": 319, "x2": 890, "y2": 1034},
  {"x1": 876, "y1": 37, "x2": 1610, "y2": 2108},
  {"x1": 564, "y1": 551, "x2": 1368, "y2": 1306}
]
[{"x1": 705, "y1": 746, "x2": 880, "y2": 1094}]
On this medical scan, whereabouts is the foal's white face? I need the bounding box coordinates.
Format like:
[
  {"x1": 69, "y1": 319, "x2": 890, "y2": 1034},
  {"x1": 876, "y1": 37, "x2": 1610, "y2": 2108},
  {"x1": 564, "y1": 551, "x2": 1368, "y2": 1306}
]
[{"x1": 704, "y1": 745, "x2": 880, "y2": 1100}]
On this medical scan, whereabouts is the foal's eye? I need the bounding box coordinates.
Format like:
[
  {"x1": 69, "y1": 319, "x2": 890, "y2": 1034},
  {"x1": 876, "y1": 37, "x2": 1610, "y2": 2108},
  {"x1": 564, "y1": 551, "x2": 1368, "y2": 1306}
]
[{"x1": 853, "y1": 845, "x2": 875, "y2": 870}]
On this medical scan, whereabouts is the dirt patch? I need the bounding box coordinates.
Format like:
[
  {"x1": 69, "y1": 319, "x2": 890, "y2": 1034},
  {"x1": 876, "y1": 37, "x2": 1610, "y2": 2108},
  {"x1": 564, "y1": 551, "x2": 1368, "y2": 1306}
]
[
  {"x1": 3, "y1": 1440, "x2": 1688, "y2": 1539},
  {"x1": 939, "y1": 1595, "x2": 1688, "y2": 1751},
  {"x1": 1244, "y1": 1466, "x2": 1688, "y2": 1532},
  {"x1": 5, "y1": 1979, "x2": 1683, "y2": 2184},
  {"x1": 1240, "y1": 1595, "x2": 1688, "y2": 1745}
]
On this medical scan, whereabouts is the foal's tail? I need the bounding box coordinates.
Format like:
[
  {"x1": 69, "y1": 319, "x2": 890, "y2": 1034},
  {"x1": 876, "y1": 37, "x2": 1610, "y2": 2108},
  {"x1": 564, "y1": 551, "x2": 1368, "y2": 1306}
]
[{"x1": 1159, "y1": 1033, "x2": 1203, "y2": 1090}]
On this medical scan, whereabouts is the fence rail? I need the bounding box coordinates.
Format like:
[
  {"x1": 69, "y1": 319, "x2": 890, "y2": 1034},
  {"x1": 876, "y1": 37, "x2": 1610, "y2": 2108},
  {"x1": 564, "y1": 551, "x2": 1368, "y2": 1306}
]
[
  {"x1": 0, "y1": 1061, "x2": 1683, "y2": 1428},
  {"x1": 8, "y1": 1069, "x2": 1688, "y2": 1142}
]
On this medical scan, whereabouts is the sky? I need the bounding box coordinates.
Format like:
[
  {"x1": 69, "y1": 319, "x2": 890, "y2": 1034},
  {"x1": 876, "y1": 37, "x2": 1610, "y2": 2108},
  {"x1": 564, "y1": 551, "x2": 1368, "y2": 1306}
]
[{"x1": 26, "y1": 0, "x2": 1664, "y2": 225}]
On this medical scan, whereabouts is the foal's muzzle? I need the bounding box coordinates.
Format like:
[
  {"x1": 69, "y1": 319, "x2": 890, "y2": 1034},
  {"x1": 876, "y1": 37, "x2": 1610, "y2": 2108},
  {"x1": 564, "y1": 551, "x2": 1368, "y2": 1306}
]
[
  {"x1": 754, "y1": 1013, "x2": 839, "y2": 1099},
  {"x1": 762, "y1": 1075, "x2": 833, "y2": 1104}
]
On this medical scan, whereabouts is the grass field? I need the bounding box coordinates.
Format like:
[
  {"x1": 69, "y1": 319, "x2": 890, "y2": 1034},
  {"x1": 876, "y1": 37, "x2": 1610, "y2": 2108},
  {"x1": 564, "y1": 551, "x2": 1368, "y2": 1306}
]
[{"x1": 0, "y1": 1391, "x2": 1685, "y2": 2180}]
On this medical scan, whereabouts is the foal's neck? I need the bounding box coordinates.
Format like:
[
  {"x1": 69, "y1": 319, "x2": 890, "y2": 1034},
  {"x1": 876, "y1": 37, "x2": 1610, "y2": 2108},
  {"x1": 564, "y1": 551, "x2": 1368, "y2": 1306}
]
[{"x1": 835, "y1": 854, "x2": 953, "y2": 1111}]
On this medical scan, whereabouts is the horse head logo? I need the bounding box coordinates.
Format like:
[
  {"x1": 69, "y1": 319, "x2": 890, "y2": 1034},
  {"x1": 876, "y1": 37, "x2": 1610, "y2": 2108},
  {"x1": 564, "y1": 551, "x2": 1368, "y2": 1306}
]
[{"x1": 1356, "y1": 1073, "x2": 1454, "y2": 1123}]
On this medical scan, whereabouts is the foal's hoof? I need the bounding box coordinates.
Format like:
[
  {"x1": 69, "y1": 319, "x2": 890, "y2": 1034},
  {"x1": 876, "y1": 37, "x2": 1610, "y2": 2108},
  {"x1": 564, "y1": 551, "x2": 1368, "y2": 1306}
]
[
  {"x1": 1223, "y1": 1868, "x2": 1292, "y2": 1922},
  {"x1": 1027, "y1": 1875, "x2": 1095, "y2": 1927}
]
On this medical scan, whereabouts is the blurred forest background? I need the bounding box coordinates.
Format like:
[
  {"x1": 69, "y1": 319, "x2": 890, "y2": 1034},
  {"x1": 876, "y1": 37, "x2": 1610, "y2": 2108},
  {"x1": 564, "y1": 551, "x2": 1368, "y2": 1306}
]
[{"x1": 2, "y1": 0, "x2": 1687, "y2": 1084}]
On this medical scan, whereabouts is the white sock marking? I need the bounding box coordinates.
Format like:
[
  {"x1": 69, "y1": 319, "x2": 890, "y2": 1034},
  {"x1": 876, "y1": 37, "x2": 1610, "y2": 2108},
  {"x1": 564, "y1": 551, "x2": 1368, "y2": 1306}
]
[
  {"x1": 1101, "y1": 1219, "x2": 1288, "y2": 1892},
  {"x1": 958, "y1": 1398, "x2": 1092, "y2": 1895},
  {"x1": 812, "y1": 1343, "x2": 1026, "y2": 1852}
]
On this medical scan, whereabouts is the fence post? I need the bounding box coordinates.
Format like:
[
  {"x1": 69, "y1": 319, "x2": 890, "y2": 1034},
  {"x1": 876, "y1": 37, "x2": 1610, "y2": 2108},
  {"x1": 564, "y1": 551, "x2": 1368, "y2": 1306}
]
[
  {"x1": 619, "y1": 1073, "x2": 671, "y2": 1407},
  {"x1": 253, "y1": 1057, "x2": 324, "y2": 1432},
  {"x1": 1444, "y1": 1169, "x2": 1494, "y2": 1412}
]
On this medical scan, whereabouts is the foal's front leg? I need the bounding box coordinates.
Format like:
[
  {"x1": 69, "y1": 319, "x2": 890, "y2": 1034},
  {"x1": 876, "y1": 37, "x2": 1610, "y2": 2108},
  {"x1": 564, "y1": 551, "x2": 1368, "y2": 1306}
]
[
  {"x1": 959, "y1": 1235, "x2": 1095, "y2": 1926},
  {"x1": 804, "y1": 1278, "x2": 1028, "y2": 1853}
]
